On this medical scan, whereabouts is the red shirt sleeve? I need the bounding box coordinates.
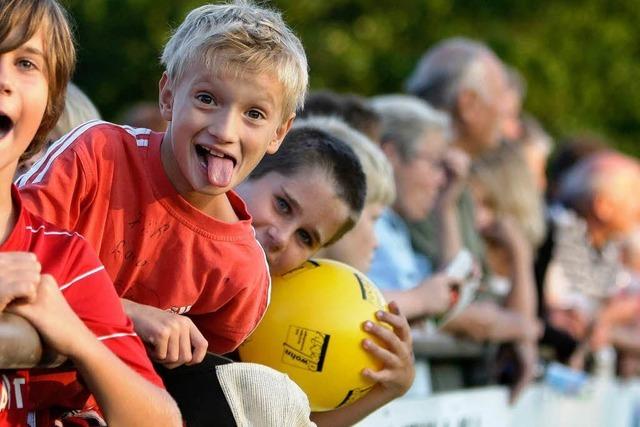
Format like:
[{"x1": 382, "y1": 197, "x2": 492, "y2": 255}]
[
  {"x1": 16, "y1": 129, "x2": 96, "y2": 232},
  {"x1": 58, "y1": 236, "x2": 164, "y2": 388}
]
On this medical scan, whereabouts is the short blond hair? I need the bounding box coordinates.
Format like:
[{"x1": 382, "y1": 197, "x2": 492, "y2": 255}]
[
  {"x1": 294, "y1": 116, "x2": 395, "y2": 207},
  {"x1": 161, "y1": 1, "x2": 308, "y2": 119}
]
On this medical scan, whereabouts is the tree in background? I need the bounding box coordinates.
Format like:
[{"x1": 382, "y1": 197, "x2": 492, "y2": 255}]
[{"x1": 66, "y1": 0, "x2": 640, "y2": 155}]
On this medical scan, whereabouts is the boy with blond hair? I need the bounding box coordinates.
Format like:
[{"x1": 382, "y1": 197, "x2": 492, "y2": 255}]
[
  {"x1": 18, "y1": 1, "x2": 307, "y2": 367},
  {"x1": 0, "y1": 0, "x2": 180, "y2": 424}
]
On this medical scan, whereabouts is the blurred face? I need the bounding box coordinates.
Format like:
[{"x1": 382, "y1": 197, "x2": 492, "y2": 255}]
[
  {"x1": 237, "y1": 168, "x2": 351, "y2": 276},
  {"x1": 600, "y1": 167, "x2": 640, "y2": 238},
  {"x1": 319, "y1": 202, "x2": 385, "y2": 273},
  {"x1": 159, "y1": 63, "x2": 293, "y2": 204},
  {"x1": 391, "y1": 130, "x2": 447, "y2": 222},
  {"x1": 500, "y1": 86, "x2": 523, "y2": 141},
  {"x1": 469, "y1": 180, "x2": 496, "y2": 233},
  {"x1": 0, "y1": 29, "x2": 48, "y2": 181},
  {"x1": 459, "y1": 56, "x2": 509, "y2": 156},
  {"x1": 522, "y1": 141, "x2": 549, "y2": 192}
]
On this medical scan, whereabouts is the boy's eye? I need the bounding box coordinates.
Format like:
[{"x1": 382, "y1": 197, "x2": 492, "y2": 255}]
[
  {"x1": 275, "y1": 196, "x2": 290, "y2": 214},
  {"x1": 196, "y1": 93, "x2": 215, "y2": 105},
  {"x1": 296, "y1": 229, "x2": 313, "y2": 248},
  {"x1": 247, "y1": 109, "x2": 265, "y2": 120},
  {"x1": 17, "y1": 59, "x2": 37, "y2": 71}
]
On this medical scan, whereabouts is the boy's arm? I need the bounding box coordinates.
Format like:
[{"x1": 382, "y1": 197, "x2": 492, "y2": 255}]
[
  {"x1": 122, "y1": 298, "x2": 208, "y2": 368},
  {"x1": 121, "y1": 273, "x2": 269, "y2": 365},
  {"x1": 121, "y1": 264, "x2": 269, "y2": 365},
  {"x1": 310, "y1": 302, "x2": 415, "y2": 427},
  {"x1": 6, "y1": 274, "x2": 182, "y2": 427},
  {"x1": 5, "y1": 235, "x2": 181, "y2": 425}
]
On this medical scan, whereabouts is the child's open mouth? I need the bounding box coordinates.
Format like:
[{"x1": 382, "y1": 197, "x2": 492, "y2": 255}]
[
  {"x1": 0, "y1": 114, "x2": 14, "y2": 140},
  {"x1": 195, "y1": 144, "x2": 236, "y2": 187}
]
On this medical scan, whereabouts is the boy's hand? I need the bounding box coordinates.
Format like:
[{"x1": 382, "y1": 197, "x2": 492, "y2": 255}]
[
  {"x1": 123, "y1": 300, "x2": 208, "y2": 368},
  {"x1": 361, "y1": 301, "x2": 415, "y2": 399},
  {"x1": 0, "y1": 252, "x2": 42, "y2": 311},
  {"x1": 6, "y1": 274, "x2": 90, "y2": 358}
]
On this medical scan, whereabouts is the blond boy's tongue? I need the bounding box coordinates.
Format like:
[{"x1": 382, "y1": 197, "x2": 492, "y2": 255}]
[{"x1": 206, "y1": 154, "x2": 234, "y2": 187}]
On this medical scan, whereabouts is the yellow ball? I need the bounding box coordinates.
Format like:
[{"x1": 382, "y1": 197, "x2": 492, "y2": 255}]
[{"x1": 239, "y1": 258, "x2": 388, "y2": 412}]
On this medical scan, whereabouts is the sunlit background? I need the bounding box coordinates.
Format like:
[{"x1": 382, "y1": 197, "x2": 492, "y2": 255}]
[{"x1": 66, "y1": 0, "x2": 640, "y2": 154}]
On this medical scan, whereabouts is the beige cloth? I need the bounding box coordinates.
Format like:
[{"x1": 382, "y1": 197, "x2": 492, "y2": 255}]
[{"x1": 217, "y1": 362, "x2": 316, "y2": 427}]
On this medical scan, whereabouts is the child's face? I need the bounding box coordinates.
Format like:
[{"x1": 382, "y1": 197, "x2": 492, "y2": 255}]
[
  {"x1": 320, "y1": 202, "x2": 385, "y2": 273},
  {"x1": 237, "y1": 168, "x2": 351, "y2": 276},
  {"x1": 158, "y1": 63, "x2": 294, "y2": 197},
  {"x1": 0, "y1": 29, "x2": 48, "y2": 177}
]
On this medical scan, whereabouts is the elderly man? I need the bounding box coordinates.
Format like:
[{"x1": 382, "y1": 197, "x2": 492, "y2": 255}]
[
  {"x1": 406, "y1": 37, "x2": 510, "y2": 159},
  {"x1": 405, "y1": 37, "x2": 513, "y2": 268}
]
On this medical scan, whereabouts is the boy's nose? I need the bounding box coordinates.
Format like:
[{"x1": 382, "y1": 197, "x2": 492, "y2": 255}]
[
  {"x1": 209, "y1": 110, "x2": 239, "y2": 144},
  {"x1": 266, "y1": 226, "x2": 285, "y2": 253},
  {"x1": 0, "y1": 63, "x2": 14, "y2": 95},
  {"x1": 265, "y1": 225, "x2": 292, "y2": 255}
]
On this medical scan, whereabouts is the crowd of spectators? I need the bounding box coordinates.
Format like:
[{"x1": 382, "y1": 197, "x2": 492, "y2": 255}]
[{"x1": 294, "y1": 36, "x2": 640, "y2": 402}]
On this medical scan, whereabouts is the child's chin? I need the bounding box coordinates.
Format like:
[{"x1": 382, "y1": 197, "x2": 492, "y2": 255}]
[{"x1": 196, "y1": 184, "x2": 229, "y2": 195}]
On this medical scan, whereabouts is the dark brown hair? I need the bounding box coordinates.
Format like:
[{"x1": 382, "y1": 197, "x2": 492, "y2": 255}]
[{"x1": 249, "y1": 126, "x2": 366, "y2": 245}]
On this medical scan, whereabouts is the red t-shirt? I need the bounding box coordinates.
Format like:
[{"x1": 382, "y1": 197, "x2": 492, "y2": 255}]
[
  {"x1": 0, "y1": 186, "x2": 163, "y2": 426},
  {"x1": 17, "y1": 121, "x2": 271, "y2": 354}
]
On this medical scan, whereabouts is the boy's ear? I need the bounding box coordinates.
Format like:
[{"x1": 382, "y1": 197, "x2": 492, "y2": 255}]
[
  {"x1": 266, "y1": 113, "x2": 295, "y2": 154},
  {"x1": 158, "y1": 72, "x2": 174, "y2": 121}
]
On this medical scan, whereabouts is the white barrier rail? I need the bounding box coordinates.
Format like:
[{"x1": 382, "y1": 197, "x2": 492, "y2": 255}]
[{"x1": 355, "y1": 380, "x2": 640, "y2": 427}]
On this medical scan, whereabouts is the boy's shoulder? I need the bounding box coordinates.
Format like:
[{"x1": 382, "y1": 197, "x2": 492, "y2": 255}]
[
  {"x1": 44, "y1": 120, "x2": 156, "y2": 156},
  {"x1": 18, "y1": 121, "x2": 161, "y2": 186}
]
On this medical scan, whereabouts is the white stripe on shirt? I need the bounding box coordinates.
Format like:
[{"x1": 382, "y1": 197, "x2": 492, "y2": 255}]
[
  {"x1": 121, "y1": 125, "x2": 152, "y2": 137},
  {"x1": 59, "y1": 266, "x2": 105, "y2": 291},
  {"x1": 25, "y1": 225, "x2": 83, "y2": 239},
  {"x1": 97, "y1": 332, "x2": 138, "y2": 341},
  {"x1": 16, "y1": 120, "x2": 107, "y2": 186}
]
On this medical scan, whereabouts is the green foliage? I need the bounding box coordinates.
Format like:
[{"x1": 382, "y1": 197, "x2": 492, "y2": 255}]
[{"x1": 65, "y1": 0, "x2": 640, "y2": 155}]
